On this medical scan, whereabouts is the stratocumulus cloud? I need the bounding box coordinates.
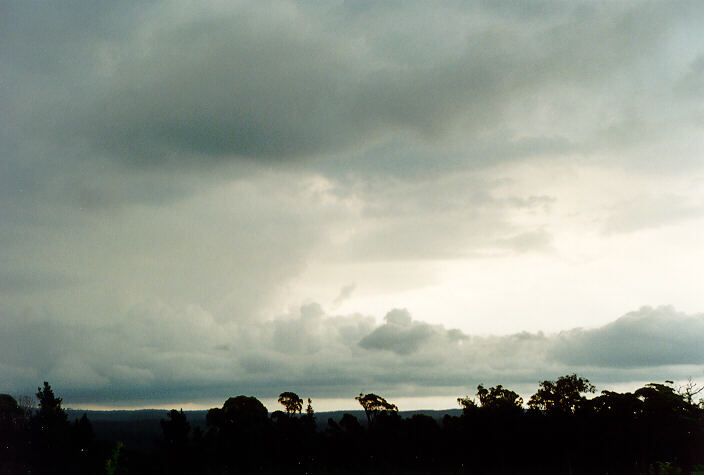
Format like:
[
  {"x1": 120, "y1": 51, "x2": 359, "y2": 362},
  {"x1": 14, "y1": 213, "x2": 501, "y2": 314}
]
[
  {"x1": 1, "y1": 305, "x2": 702, "y2": 406},
  {"x1": 3, "y1": 1, "x2": 702, "y2": 173},
  {"x1": 550, "y1": 306, "x2": 704, "y2": 368}
]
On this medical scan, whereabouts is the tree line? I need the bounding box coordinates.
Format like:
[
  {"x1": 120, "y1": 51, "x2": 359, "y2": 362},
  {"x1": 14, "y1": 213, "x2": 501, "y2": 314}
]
[{"x1": 2, "y1": 375, "x2": 704, "y2": 474}]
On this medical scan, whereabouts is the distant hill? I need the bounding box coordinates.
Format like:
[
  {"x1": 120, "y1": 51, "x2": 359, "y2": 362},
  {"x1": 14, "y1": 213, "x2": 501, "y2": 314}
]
[
  {"x1": 64, "y1": 408, "x2": 462, "y2": 449},
  {"x1": 65, "y1": 408, "x2": 208, "y2": 422},
  {"x1": 65, "y1": 408, "x2": 462, "y2": 424}
]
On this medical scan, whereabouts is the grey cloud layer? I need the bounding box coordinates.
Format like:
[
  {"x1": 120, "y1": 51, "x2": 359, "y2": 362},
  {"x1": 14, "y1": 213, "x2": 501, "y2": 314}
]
[
  {"x1": 1, "y1": 304, "x2": 701, "y2": 405},
  {"x1": 359, "y1": 308, "x2": 464, "y2": 355},
  {"x1": 4, "y1": 1, "x2": 702, "y2": 176},
  {"x1": 3, "y1": 0, "x2": 703, "y2": 242},
  {"x1": 551, "y1": 306, "x2": 704, "y2": 368}
]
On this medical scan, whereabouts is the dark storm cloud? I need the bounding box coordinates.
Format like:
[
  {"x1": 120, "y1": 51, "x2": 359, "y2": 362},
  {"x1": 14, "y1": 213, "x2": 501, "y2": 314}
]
[
  {"x1": 78, "y1": 20, "x2": 516, "y2": 163},
  {"x1": 3, "y1": 0, "x2": 697, "y2": 175},
  {"x1": 550, "y1": 306, "x2": 704, "y2": 368}
]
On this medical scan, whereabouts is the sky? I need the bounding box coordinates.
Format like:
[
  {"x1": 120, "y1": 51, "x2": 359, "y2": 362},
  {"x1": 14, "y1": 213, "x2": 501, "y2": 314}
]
[{"x1": 2, "y1": 0, "x2": 704, "y2": 411}]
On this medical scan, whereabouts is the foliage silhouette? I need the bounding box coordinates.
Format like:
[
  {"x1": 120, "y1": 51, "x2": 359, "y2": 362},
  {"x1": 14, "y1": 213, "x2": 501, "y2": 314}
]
[
  {"x1": 0, "y1": 393, "x2": 24, "y2": 425},
  {"x1": 32, "y1": 381, "x2": 71, "y2": 473},
  {"x1": 476, "y1": 383, "x2": 523, "y2": 411},
  {"x1": 36, "y1": 381, "x2": 68, "y2": 428},
  {"x1": 159, "y1": 409, "x2": 192, "y2": 474},
  {"x1": 456, "y1": 393, "x2": 478, "y2": 414},
  {"x1": 205, "y1": 395, "x2": 272, "y2": 472},
  {"x1": 5, "y1": 375, "x2": 704, "y2": 473},
  {"x1": 528, "y1": 373, "x2": 595, "y2": 414},
  {"x1": 104, "y1": 441, "x2": 124, "y2": 475},
  {"x1": 305, "y1": 397, "x2": 315, "y2": 418},
  {"x1": 355, "y1": 392, "x2": 398, "y2": 426},
  {"x1": 0, "y1": 394, "x2": 29, "y2": 473},
  {"x1": 278, "y1": 391, "x2": 304, "y2": 415},
  {"x1": 160, "y1": 408, "x2": 190, "y2": 448}
]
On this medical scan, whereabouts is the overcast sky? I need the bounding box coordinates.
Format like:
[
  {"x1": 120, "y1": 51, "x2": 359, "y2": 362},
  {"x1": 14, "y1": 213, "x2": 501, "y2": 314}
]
[{"x1": 2, "y1": 0, "x2": 704, "y2": 411}]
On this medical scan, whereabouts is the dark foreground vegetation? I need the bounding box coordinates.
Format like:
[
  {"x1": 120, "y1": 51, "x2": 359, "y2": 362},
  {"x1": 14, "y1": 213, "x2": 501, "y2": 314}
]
[{"x1": 2, "y1": 375, "x2": 704, "y2": 474}]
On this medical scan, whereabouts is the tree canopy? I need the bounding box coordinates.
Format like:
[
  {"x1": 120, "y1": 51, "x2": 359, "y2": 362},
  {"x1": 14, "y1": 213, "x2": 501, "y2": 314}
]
[
  {"x1": 277, "y1": 392, "x2": 304, "y2": 415},
  {"x1": 355, "y1": 393, "x2": 398, "y2": 425},
  {"x1": 36, "y1": 381, "x2": 68, "y2": 425},
  {"x1": 0, "y1": 394, "x2": 24, "y2": 425},
  {"x1": 528, "y1": 373, "x2": 595, "y2": 414},
  {"x1": 476, "y1": 384, "x2": 524, "y2": 411}
]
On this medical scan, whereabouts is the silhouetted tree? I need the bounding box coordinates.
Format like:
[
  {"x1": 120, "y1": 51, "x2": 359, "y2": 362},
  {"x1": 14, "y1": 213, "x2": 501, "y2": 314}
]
[
  {"x1": 0, "y1": 394, "x2": 24, "y2": 425},
  {"x1": 104, "y1": 442, "x2": 124, "y2": 475},
  {"x1": 32, "y1": 382, "x2": 70, "y2": 473},
  {"x1": 17, "y1": 394, "x2": 35, "y2": 419},
  {"x1": 36, "y1": 381, "x2": 68, "y2": 427},
  {"x1": 405, "y1": 414, "x2": 441, "y2": 467},
  {"x1": 634, "y1": 382, "x2": 703, "y2": 469},
  {"x1": 305, "y1": 397, "x2": 314, "y2": 418},
  {"x1": 355, "y1": 393, "x2": 398, "y2": 426},
  {"x1": 0, "y1": 394, "x2": 29, "y2": 473},
  {"x1": 272, "y1": 394, "x2": 319, "y2": 471},
  {"x1": 339, "y1": 413, "x2": 362, "y2": 433},
  {"x1": 9, "y1": 378, "x2": 704, "y2": 474},
  {"x1": 221, "y1": 395, "x2": 269, "y2": 424},
  {"x1": 159, "y1": 409, "x2": 191, "y2": 474},
  {"x1": 69, "y1": 413, "x2": 101, "y2": 474},
  {"x1": 526, "y1": 375, "x2": 595, "y2": 475},
  {"x1": 528, "y1": 374, "x2": 595, "y2": 414},
  {"x1": 302, "y1": 398, "x2": 317, "y2": 437},
  {"x1": 278, "y1": 391, "x2": 304, "y2": 416},
  {"x1": 270, "y1": 409, "x2": 287, "y2": 424},
  {"x1": 456, "y1": 394, "x2": 478, "y2": 415},
  {"x1": 206, "y1": 395, "x2": 272, "y2": 472},
  {"x1": 677, "y1": 378, "x2": 704, "y2": 405},
  {"x1": 161, "y1": 409, "x2": 190, "y2": 448},
  {"x1": 476, "y1": 384, "x2": 524, "y2": 411},
  {"x1": 325, "y1": 414, "x2": 364, "y2": 471},
  {"x1": 585, "y1": 390, "x2": 645, "y2": 472},
  {"x1": 455, "y1": 384, "x2": 527, "y2": 473}
]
